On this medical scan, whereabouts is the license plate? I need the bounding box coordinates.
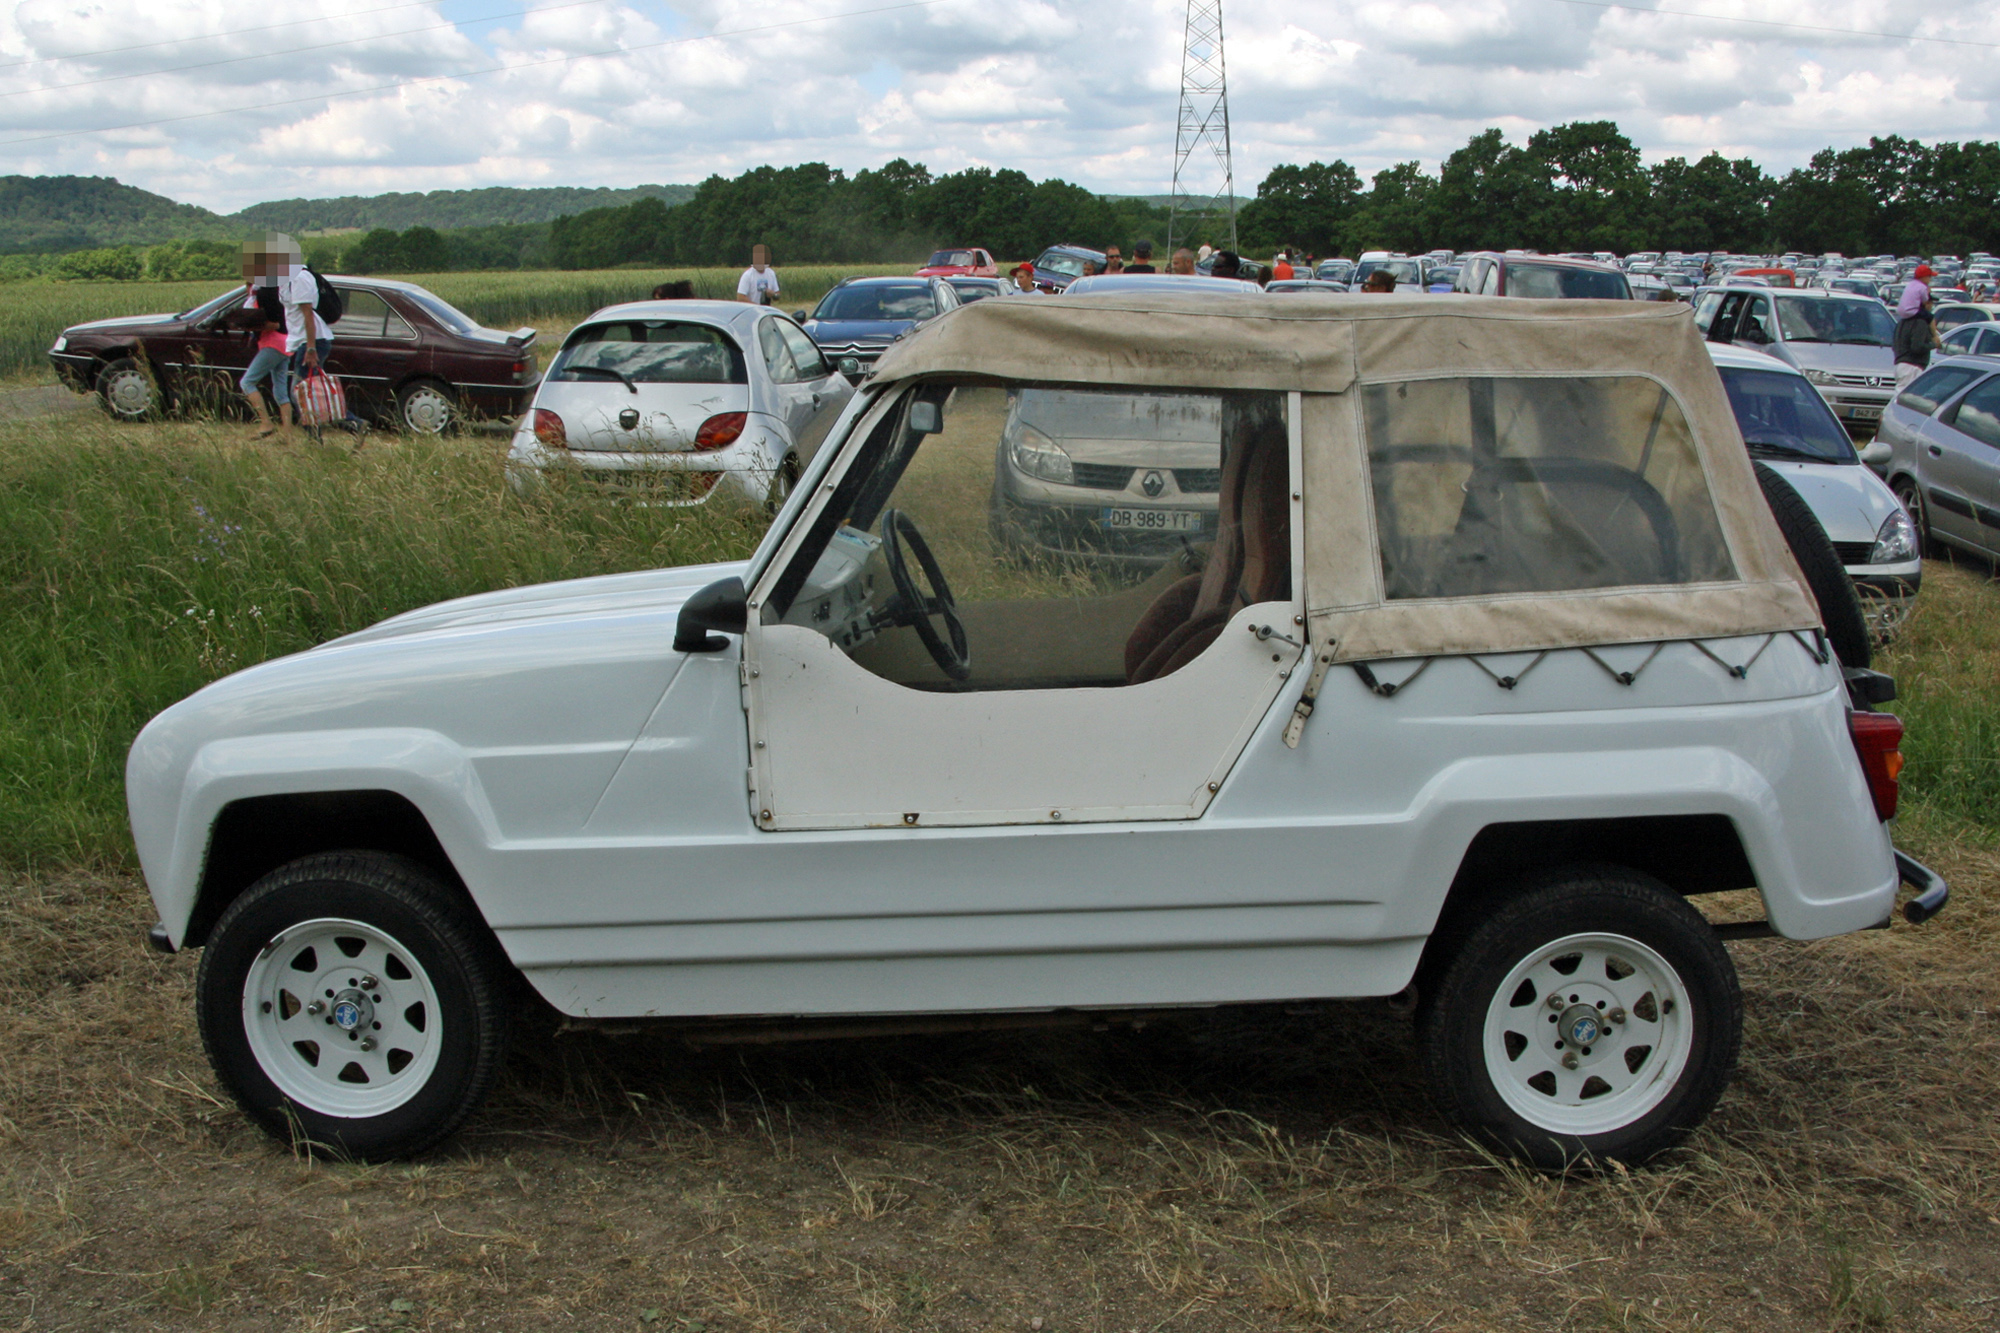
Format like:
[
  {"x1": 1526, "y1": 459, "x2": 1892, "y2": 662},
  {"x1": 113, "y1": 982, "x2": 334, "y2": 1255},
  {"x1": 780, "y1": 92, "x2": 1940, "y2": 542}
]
[
  {"x1": 1850, "y1": 406, "x2": 1883, "y2": 421},
  {"x1": 1103, "y1": 507, "x2": 1203, "y2": 532}
]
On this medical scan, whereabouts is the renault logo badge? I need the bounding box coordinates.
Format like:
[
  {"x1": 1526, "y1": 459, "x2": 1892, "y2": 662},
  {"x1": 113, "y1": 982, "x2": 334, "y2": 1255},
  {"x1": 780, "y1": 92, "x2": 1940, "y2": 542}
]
[{"x1": 1141, "y1": 470, "x2": 1166, "y2": 498}]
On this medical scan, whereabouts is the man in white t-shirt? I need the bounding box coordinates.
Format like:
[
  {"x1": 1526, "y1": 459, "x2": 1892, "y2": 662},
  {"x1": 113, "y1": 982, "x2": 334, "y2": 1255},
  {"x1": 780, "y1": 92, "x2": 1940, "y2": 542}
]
[{"x1": 736, "y1": 245, "x2": 780, "y2": 305}]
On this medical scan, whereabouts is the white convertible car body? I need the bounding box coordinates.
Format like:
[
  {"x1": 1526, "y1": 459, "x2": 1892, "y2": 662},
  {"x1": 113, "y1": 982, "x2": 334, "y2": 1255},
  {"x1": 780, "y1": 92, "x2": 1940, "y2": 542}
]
[{"x1": 126, "y1": 292, "x2": 1945, "y2": 1164}]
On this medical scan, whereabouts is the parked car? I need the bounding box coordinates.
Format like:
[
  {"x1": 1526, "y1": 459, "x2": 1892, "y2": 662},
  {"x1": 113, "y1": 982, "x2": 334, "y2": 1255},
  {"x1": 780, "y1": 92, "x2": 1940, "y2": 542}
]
[
  {"x1": 1931, "y1": 303, "x2": 2000, "y2": 335},
  {"x1": 1880, "y1": 355, "x2": 2000, "y2": 563},
  {"x1": 1731, "y1": 267, "x2": 1796, "y2": 288},
  {"x1": 1027, "y1": 244, "x2": 1106, "y2": 292},
  {"x1": 48, "y1": 276, "x2": 539, "y2": 434},
  {"x1": 131, "y1": 292, "x2": 1944, "y2": 1169},
  {"x1": 1939, "y1": 322, "x2": 2000, "y2": 357},
  {"x1": 504, "y1": 300, "x2": 852, "y2": 508},
  {"x1": 1707, "y1": 344, "x2": 1920, "y2": 632},
  {"x1": 1693, "y1": 287, "x2": 1897, "y2": 460},
  {"x1": 1061, "y1": 273, "x2": 1259, "y2": 298},
  {"x1": 1454, "y1": 253, "x2": 1632, "y2": 299},
  {"x1": 916, "y1": 248, "x2": 997, "y2": 279},
  {"x1": 798, "y1": 276, "x2": 961, "y2": 379},
  {"x1": 1350, "y1": 252, "x2": 1427, "y2": 291},
  {"x1": 944, "y1": 276, "x2": 1008, "y2": 304},
  {"x1": 1313, "y1": 258, "x2": 1354, "y2": 285},
  {"x1": 1265, "y1": 279, "x2": 1351, "y2": 295}
]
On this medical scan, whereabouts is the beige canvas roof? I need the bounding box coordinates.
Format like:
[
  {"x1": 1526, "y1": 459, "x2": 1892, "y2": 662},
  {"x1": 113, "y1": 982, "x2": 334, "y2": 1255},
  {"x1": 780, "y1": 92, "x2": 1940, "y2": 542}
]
[{"x1": 872, "y1": 292, "x2": 1822, "y2": 662}]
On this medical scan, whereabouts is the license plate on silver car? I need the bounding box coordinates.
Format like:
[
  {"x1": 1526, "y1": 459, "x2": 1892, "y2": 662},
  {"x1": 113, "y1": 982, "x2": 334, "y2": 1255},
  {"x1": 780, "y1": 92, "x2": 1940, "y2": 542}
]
[
  {"x1": 1850, "y1": 406, "x2": 1883, "y2": 420},
  {"x1": 1103, "y1": 507, "x2": 1203, "y2": 532}
]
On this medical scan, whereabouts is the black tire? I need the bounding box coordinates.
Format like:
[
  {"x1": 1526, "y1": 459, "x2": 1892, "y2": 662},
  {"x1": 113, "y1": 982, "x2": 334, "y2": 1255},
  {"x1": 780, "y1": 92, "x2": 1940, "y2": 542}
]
[
  {"x1": 1417, "y1": 867, "x2": 1742, "y2": 1170},
  {"x1": 1891, "y1": 475, "x2": 1929, "y2": 558},
  {"x1": 395, "y1": 379, "x2": 457, "y2": 435},
  {"x1": 1753, "y1": 460, "x2": 1871, "y2": 669},
  {"x1": 95, "y1": 355, "x2": 161, "y2": 421},
  {"x1": 196, "y1": 852, "x2": 510, "y2": 1160},
  {"x1": 766, "y1": 453, "x2": 801, "y2": 512}
]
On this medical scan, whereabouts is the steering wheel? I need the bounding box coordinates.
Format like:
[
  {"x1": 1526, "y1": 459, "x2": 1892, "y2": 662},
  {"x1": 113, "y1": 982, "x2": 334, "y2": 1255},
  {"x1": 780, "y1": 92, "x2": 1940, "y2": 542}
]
[{"x1": 879, "y1": 508, "x2": 971, "y2": 681}]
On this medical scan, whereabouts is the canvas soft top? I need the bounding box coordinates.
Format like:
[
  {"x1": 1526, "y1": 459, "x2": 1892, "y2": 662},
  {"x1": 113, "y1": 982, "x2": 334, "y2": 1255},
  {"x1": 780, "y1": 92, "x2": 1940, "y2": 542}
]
[{"x1": 870, "y1": 292, "x2": 1822, "y2": 663}]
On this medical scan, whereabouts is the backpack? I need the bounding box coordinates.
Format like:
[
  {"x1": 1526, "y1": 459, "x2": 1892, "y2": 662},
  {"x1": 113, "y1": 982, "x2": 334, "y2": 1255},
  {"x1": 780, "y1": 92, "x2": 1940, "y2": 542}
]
[{"x1": 305, "y1": 265, "x2": 344, "y2": 324}]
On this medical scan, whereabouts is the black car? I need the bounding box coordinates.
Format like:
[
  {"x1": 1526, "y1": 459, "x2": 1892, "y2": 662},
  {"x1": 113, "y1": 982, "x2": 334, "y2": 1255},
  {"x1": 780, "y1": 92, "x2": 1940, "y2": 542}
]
[
  {"x1": 798, "y1": 276, "x2": 961, "y2": 380},
  {"x1": 1028, "y1": 244, "x2": 1106, "y2": 292},
  {"x1": 48, "y1": 276, "x2": 539, "y2": 433}
]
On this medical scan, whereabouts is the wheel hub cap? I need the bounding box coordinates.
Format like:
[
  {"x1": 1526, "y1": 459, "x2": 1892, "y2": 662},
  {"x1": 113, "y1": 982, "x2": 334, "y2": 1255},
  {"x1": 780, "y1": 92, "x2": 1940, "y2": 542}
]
[
  {"x1": 330, "y1": 989, "x2": 373, "y2": 1032},
  {"x1": 1561, "y1": 1004, "x2": 1602, "y2": 1049}
]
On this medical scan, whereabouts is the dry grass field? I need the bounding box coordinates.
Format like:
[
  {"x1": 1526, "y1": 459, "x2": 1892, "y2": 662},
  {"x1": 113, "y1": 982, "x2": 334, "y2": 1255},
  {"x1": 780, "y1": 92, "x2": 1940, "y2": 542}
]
[{"x1": 0, "y1": 410, "x2": 1997, "y2": 1331}]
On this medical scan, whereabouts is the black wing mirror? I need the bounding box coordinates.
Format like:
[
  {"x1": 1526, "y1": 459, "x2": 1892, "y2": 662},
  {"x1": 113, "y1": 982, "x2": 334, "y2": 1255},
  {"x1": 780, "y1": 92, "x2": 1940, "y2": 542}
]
[{"x1": 673, "y1": 576, "x2": 747, "y2": 653}]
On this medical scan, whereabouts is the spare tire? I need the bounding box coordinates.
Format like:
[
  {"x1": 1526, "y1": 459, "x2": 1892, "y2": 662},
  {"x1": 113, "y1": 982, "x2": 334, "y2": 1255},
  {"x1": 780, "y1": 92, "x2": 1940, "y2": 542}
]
[{"x1": 1753, "y1": 461, "x2": 1871, "y2": 669}]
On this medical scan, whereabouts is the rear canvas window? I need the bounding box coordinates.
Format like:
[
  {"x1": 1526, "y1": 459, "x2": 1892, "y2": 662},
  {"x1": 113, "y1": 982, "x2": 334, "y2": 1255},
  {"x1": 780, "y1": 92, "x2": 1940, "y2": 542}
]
[
  {"x1": 1363, "y1": 376, "x2": 1736, "y2": 599},
  {"x1": 551, "y1": 322, "x2": 747, "y2": 385}
]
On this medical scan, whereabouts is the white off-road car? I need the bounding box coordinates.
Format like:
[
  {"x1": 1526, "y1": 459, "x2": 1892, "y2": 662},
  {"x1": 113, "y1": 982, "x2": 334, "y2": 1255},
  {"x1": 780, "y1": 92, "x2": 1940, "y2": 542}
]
[{"x1": 128, "y1": 293, "x2": 1947, "y2": 1168}]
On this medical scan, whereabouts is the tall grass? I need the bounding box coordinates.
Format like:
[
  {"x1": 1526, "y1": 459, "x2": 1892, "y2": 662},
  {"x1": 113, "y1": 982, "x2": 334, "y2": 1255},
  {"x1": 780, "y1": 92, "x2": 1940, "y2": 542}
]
[
  {"x1": 0, "y1": 415, "x2": 764, "y2": 867},
  {"x1": 0, "y1": 264, "x2": 914, "y2": 380},
  {"x1": 1878, "y1": 558, "x2": 2000, "y2": 841}
]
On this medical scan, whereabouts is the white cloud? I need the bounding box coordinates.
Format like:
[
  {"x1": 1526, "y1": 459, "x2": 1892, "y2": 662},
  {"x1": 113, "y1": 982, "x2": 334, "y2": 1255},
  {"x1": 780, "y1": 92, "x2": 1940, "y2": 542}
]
[{"x1": 0, "y1": 0, "x2": 1996, "y2": 214}]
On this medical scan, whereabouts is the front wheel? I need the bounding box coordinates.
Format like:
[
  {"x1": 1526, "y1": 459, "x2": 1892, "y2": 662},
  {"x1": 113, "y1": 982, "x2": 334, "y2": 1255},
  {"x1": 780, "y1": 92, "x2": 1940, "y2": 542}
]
[
  {"x1": 1417, "y1": 869, "x2": 1741, "y2": 1170},
  {"x1": 96, "y1": 356, "x2": 161, "y2": 421},
  {"x1": 197, "y1": 852, "x2": 510, "y2": 1159}
]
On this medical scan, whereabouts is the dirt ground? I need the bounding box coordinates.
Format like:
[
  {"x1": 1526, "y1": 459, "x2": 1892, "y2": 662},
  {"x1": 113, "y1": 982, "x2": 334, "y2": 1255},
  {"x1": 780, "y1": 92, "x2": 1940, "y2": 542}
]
[{"x1": 1, "y1": 825, "x2": 1996, "y2": 1333}]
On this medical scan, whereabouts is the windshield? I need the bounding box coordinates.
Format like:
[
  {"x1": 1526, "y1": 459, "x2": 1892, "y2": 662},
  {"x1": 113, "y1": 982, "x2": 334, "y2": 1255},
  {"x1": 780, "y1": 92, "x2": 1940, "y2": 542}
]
[
  {"x1": 947, "y1": 279, "x2": 1001, "y2": 303},
  {"x1": 1035, "y1": 251, "x2": 1097, "y2": 280},
  {"x1": 1505, "y1": 263, "x2": 1629, "y2": 299},
  {"x1": 1718, "y1": 367, "x2": 1857, "y2": 464},
  {"x1": 927, "y1": 250, "x2": 976, "y2": 268},
  {"x1": 549, "y1": 321, "x2": 746, "y2": 384},
  {"x1": 402, "y1": 288, "x2": 481, "y2": 335},
  {"x1": 1772, "y1": 295, "x2": 1894, "y2": 345},
  {"x1": 814, "y1": 284, "x2": 937, "y2": 321},
  {"x1": 1354, "y1": 259, "x2": 1421, "y2": 285},
  {"x1": 182, "y1": 287, "x2": 247, "y2": 322}
]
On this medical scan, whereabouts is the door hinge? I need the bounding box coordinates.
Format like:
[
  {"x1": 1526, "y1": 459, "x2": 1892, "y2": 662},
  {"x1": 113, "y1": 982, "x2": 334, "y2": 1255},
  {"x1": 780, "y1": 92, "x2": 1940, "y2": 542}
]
[{"x1": 1283, "y1": 644, "x2": 1337, "y2": 749}]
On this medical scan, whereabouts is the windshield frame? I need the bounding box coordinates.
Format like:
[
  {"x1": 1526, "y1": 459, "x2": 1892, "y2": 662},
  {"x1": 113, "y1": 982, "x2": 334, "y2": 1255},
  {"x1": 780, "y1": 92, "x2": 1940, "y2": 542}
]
[
  {"x1": 812, "y1": 283, "x2": 939, "y2": 323},
  {"x1": 1718, "y1": 364, "x2": 1859, "y2": 465}
]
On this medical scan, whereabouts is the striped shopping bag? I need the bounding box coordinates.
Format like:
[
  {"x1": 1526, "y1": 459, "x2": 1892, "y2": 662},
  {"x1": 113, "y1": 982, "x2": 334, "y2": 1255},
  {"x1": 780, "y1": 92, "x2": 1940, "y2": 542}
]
[{"x1": 293, "y1": 370, "x2": 347, "y2": 428}]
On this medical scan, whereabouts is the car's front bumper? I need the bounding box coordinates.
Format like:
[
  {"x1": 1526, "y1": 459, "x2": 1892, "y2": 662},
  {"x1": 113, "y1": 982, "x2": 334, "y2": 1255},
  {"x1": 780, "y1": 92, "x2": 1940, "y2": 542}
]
[{"x1": 1813, "y1": 383, "x2": 1894, "y2": 436}]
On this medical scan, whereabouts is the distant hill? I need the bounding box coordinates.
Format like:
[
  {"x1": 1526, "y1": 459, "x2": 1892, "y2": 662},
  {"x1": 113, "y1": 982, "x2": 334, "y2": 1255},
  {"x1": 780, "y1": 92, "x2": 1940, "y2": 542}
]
[
  {"x1": 0, "y1": 175, "x2": 235, "y2": 253},
  {"x1": 230, "y1": 184, "x2": 698, "y2": 234}
]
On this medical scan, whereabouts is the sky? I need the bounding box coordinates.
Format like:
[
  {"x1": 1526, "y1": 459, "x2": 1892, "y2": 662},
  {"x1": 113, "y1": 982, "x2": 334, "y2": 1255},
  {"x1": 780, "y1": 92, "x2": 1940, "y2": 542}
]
[{"x1": 0, "y1": 0, "x2": 1995, "y2": 213}]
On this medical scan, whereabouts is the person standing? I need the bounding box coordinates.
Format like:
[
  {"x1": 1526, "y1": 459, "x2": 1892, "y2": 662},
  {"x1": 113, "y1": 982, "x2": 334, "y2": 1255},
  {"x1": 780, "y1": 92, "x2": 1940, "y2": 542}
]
[
  {"x1": 1272, "y1": 250, "x2": 1294, "y2": 280},
  {"x1": 1008, "y1": 263, "x2": 1042, "y2": 294},
  {"x1": 1124, "y1": 240, "x2": 1157, "y2": 274},
  {"x1": 736, "y1": 245, "x2": 780, "y2": 305},
  {"x1": 235, "y1": 243, "x2": 292, "y2": 440},
  {"x1": 1102, "y1": 245, "x2": 1124, "y2": 274},
  {"x1": 1893, "y1": 264, "x2": 1942, "y2": 389},
  {"x1": 1167, "y1": 248, "x2": 1196, "y2": 275},
  {"x1": 278, "y1": 237, "x2": 332, "y2": 394}
]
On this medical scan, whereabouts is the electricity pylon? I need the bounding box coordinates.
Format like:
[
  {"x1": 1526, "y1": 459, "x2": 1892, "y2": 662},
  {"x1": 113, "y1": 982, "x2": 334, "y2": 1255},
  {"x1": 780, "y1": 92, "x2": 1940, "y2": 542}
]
[{"x1": 1167, "y1": 0, "x2": 1236, "y2": 255}]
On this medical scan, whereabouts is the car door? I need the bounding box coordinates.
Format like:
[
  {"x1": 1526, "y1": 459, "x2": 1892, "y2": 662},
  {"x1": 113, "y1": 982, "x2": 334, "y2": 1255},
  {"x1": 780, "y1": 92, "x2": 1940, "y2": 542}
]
[
  {"x1": 1732, "y1": 294, "x2": 1778, "y2": 352},
  {"x1": 754, "y1": 315, "x2": 817, "y2": 452},
  {"x1": 324, "y1": 287, "x2": 421, "y2": 418},
  {"x1": 1923, "y1": 374, "x2": 2000, "y2": 553},
  {"x1": 1704, "y1": 292, "x2": 1749, "y2": 343},
  {"x1": 149, "y1": 301, "x2": 255, "y2": 410},
  {"x1": 771, "y1": 316, "x2": 850, "y2": 462}
]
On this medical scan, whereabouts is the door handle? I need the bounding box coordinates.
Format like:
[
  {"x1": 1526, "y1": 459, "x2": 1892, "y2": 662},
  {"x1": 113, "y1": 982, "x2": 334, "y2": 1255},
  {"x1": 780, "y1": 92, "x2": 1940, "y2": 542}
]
[
  {"x1": 1928, "y1": 445, "x2": 1944, "y2": 457},
  {"x1": 812, "y1": 393, "x2": 821, "y2": 408}
]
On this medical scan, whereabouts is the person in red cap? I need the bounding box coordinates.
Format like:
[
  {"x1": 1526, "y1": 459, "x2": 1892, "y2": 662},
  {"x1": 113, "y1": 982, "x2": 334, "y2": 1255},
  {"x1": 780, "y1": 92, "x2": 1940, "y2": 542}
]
[{"x1": 1893, "y1": 265, "x2": 1942, "y2": 388}]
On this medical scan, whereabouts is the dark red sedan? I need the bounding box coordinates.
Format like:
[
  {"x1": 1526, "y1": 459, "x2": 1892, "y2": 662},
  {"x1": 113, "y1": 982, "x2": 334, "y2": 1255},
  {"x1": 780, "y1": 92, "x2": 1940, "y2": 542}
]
[{"x1": 47, "y1": 276, "x2": 540, "y2": 433}]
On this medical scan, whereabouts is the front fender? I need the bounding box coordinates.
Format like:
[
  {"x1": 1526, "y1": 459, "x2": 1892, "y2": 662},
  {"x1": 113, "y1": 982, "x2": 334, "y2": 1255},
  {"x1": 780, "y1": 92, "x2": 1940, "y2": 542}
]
[{"x1": 137, "y1": 729, "x2": 496, "y2": 948}]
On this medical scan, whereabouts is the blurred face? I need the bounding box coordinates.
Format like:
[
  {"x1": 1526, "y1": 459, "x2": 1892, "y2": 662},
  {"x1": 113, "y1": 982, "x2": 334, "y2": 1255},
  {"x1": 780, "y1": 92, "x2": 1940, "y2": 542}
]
[
  {"x1": 1168, "y1": 250, "x2": 1195, "y2": 275},
  {"x1": 1105, "y1": 248, "x2": 1121, "y2": 265},
  {"x1": 752, "y1": 245, "x2": 770, "y2": 270}
]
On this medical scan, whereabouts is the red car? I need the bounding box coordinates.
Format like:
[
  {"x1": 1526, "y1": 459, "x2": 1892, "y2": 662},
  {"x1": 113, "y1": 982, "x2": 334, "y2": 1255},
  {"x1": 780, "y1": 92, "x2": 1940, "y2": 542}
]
[
  {"x1": 47, "y1": 276, "x2": 540, "y2": 434},
  {"x1": 914, "y1": 248, "x2": 997, "y2": 278}
]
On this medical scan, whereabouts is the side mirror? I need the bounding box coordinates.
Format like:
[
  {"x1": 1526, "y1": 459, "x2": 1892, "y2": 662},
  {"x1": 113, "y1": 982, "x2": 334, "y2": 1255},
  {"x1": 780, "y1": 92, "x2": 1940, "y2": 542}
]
[
  {"x1": 907, "y1": 400, "x2": 942, "y2": 434},
  {"x1": 673, "y1": 576, "x2": 747, "y2": 653},
  {"x1": 792, "y1": 310, "x2": 808, "y2": 322},
  {"x1": 837, "y1": 356, "x2": 862, "y2": 378}
]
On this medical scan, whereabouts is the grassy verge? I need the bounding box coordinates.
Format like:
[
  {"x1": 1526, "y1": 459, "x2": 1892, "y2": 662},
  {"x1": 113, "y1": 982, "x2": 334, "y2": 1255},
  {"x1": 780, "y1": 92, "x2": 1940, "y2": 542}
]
[{"x1": 0, "y1": 414, "x2": 763, "y2": 867}]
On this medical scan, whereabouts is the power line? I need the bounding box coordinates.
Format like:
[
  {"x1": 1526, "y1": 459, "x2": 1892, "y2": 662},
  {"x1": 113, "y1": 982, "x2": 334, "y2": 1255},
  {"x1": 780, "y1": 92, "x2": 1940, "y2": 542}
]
[
  {"x1": 1548, "y1": 0, "x2": 2000, "y2": 51},
  {"x1": 1, "y1": 0, "x2": 613, "y2": 101},
  {"x1": 0, "y1": 0, "x2": 942, "y2": 148},
  {"x1": 0, "y1": 0, "x2": 459, "y2": 72}
]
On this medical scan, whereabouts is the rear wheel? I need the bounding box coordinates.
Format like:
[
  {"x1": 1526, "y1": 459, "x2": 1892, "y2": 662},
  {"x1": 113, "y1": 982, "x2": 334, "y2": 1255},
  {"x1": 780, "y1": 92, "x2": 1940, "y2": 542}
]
[
  {"x1": 1418, "y1": 868, "x2": 1741, "y2": 1170},
  {"x1": 396, "y1": 380, "x2": 456, "y2": 435},
  {"x1": 95, "y1": 356, "x2": 161, "y2": 421},
  {"x1": 197, "y1": 852, "x2": 509, "y2": 1159},
  {"x1": 766, "y1": 453, "x2": 801, "y2": 511}
]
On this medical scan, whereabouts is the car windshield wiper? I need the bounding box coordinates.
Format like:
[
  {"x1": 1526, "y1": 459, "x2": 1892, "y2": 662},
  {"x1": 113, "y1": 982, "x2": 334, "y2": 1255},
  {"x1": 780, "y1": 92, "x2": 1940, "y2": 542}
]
[
  {"x1": 560, "y1": 364, "x2": 638, "y2": 393},
  {"x1": 1835, "y1": 337, "x2": 1888, "y2": 345},
  {"x1": 1744, "y1": 439, "x2": 1830, "y2": 462}
]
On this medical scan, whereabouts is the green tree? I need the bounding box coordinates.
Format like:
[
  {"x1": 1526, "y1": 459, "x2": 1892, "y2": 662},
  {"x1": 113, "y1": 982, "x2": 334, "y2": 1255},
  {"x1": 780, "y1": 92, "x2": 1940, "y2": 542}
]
[
  {"x1": 1527, "y1": 120, "x2": 1648, "y2": 251},
  {"x1": 347, "y1": 229, "x2": 407, "y2": 274},
  {"x1": 1430, "y1": 128, "x2": 1555, "y2": 252},
  {"x1": 1647, "y1": 153, "x2": 1772, "y2": 253},
  {"x1": 1343, "y1": 162, "x2": 1437, "y2": 255},
  {"x1": 398, "y1": 225, "x2": 451, "y2": 271},
  {"x1": 1238, "y1": 161, "x2": 1363, "y2": 254}
]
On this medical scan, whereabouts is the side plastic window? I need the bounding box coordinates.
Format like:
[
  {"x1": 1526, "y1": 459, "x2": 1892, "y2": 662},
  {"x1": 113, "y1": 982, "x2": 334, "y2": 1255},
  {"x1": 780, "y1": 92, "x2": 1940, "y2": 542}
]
[
  {"x1": 1364, "y1": 376, "x2": 1736, "y2": 598},
  {"x1": 767, "y1": 384, "x2": 1290, "y2": 691}
]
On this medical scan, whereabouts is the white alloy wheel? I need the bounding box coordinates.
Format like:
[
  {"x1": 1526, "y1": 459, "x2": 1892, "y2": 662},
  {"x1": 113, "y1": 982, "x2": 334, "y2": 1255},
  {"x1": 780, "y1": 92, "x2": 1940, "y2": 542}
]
[
  {"x1": 399, "y1": 382, "x2": 455, "y2": 434},
  {"x1": 241, "y1": 917, "x2": 443, "y2": 1117},
  {"x1": 1481, "y1": 931, "x2": 1695, "y2": 1136}
]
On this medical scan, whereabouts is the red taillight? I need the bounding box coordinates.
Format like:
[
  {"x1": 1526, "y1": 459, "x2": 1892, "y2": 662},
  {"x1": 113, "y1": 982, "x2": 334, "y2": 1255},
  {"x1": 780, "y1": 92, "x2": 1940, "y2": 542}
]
[
  {"x1": 1849, "y1": 711, "x2": 1905, "y2": 821},
  {"x1": 694, "y1": 411, "x2": 746, "y2": 452},
  {"x1": 532, "y1": 408, "x2": 567, "y2": 447}
]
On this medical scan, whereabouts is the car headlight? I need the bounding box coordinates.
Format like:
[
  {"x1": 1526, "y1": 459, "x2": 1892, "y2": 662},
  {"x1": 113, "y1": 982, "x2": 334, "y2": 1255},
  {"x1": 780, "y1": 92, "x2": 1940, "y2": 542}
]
[
  {"x1": 1870, "y1": 506, "x2": 1918, "y2": 564},
  {"x1": 51, "y1": 336, "x2": 66, "y2": 353},
  {"x1": 1802, "y1": 368, "x2": 1836, "y2": 385},
  {"x1": 1007, "y1": 421, "x2": 1074, "y2": 484}
]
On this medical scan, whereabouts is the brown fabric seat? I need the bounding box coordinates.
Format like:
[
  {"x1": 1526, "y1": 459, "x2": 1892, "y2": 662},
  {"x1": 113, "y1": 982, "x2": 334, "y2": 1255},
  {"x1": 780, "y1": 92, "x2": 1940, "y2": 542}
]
[{"x1": 1125, "y1": 418, "x2": 1290, "y2": 683}]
